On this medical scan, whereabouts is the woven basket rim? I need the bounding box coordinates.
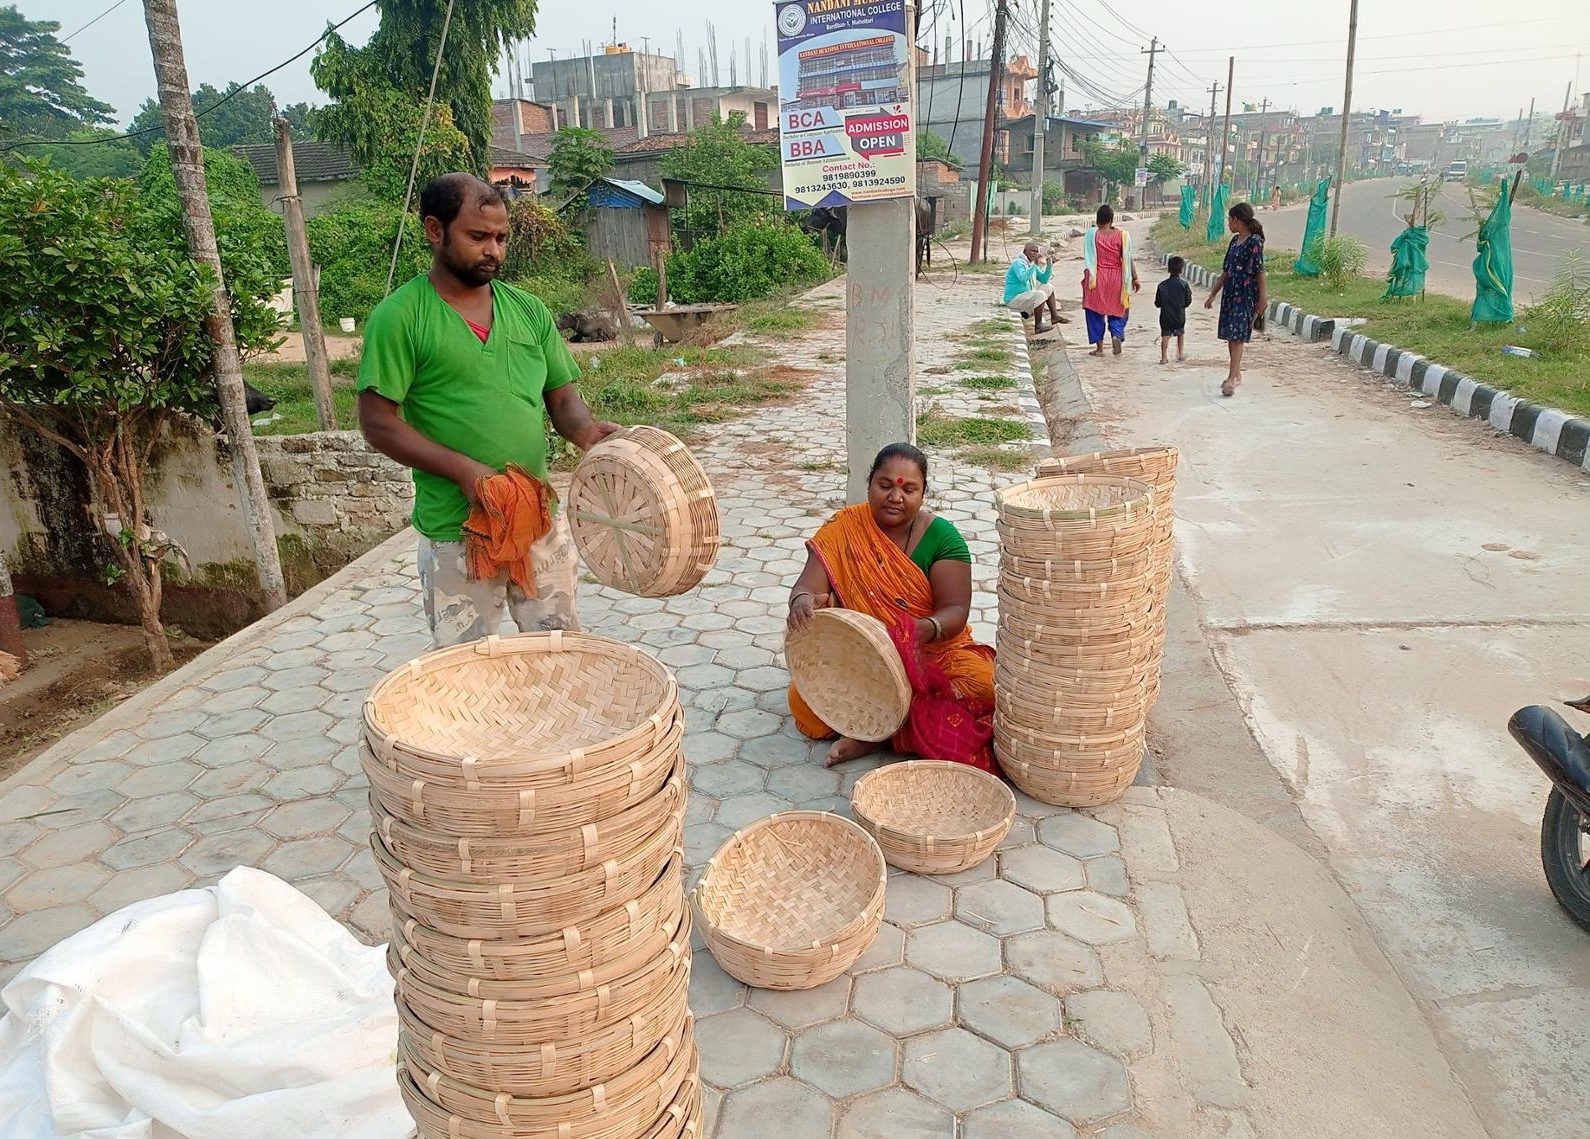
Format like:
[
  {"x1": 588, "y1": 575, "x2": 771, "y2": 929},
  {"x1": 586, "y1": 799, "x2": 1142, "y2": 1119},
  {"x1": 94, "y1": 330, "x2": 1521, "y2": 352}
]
[
  {"x1": 692, "y1": 810, "x2": 887, "y2": 955},
  {"x1": 998, "y1": 474, "x2": 1156, "y2": 521},
  {"x1": 786, "y1": 609, "x2": 910, "y2": 743},
  {"x1": 363, "y1": 631, "x2": 679, "y2": 771},
  {"x1": 850, "y1": 761, "x2": 1015, "y2": 845}
]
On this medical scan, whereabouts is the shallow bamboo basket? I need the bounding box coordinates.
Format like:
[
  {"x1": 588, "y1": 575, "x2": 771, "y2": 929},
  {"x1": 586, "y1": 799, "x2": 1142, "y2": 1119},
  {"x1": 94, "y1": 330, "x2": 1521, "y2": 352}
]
[
  {"x1": 567, "y1": 426, "x2": 720, "y2": 598},
  {"x1": 370, "y1": 766, "x2": 685, "y2": 882},
  {"x1": 996, "y1": 518, "x2": 1156, "y2": 562},
  {"x1": 994, "y1": 726, "x2": 1146, "y2": 778},
  {"x1": 364, "y1": 726, "x2": 681, "y2": 838},
  {"x1": 388, "y1": 856, "x2": 685, "y2": 982},
  {"x1": 405, "y1": 1070, "x2": 701, "y2": 1139},
  {"x1": 850, "y1": 762, "x2": 1014, "y2": 875},
  {"x1": 995, "y1": 690, "x2": 1152, "y2": 737},
  {"x1": 399, "y1": 1018, "x2": 695, "y2": 1134},
  {"x1": 994, "y1": 629, "x2": 1159, "y2": 671},
  {"x1": 785, "y1": 609, "x2": 910, "y2": 743},
  {"x1": 363, "y1": 631, "x2": 678, "y2": 781},
  {"x1": 998, "y1": 547, "x2": 1159, "y2": 583},
  {"x1": 998, "y1": 571, "x2": 1156, "y2": 607},
  {"x1": 1001, "y1": 754, "x2": 1140, "y2": 807},
  {"x1": 997, "y1": 591, "x2": 1157, "y2": 640},
  {"x1": 1038, "y1": 447, "x2": 1178, "y2": 594},
  {"x1": 395, "y1": 931, "x2": 690, "y2": 1044},
  {"x1": 396, "y1": 975, "x2": 688, "y2": 1098},
  {"x1": 373, "y1": 805, "x2": 681, "y2": 939},
  {"x1": 692, "y1": 811, "x2": 887, "y2": 990}
]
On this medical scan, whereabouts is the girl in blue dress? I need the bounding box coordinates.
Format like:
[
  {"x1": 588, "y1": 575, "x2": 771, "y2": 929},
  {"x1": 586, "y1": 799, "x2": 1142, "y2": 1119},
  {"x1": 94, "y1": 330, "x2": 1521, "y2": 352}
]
[{"x1": 1204, "y1": 201, "x2": 1267, "y2": 397}]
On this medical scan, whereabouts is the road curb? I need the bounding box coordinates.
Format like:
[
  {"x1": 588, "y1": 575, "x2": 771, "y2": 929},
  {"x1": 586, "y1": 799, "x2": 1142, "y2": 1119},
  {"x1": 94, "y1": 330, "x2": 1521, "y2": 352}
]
[{"x1": 1153, "y1": 251, "x2": 1590, "y2": 474}]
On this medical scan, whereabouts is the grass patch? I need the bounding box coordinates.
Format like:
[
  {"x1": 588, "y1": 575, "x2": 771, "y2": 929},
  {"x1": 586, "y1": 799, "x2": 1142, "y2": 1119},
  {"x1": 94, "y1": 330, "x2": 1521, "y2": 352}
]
[
  {"x1": 738, "y1": 302, "x2": 818, "y2": 336},
  {"x1": 959, "y1": 444, "x2": 1035, "y2": 472},
  {"x1": 953, "y1": 344, "x2": 1013, "y2": 371},
  {"x1": 1150, "y1": 215, "x2": 1590, "y2": 417},
  {"x1": 243, "y1": 355, "x2": 362, "y2": 435},
  {"x1": 970, "y1": 317, "x2": 1016, "y2": 337},
  {"x1": 960, "y1": 375, "x2": 1018, "y2": 391},
  {"x1": 915, "y1": 407, "x2": 1030, "y2": 448}
]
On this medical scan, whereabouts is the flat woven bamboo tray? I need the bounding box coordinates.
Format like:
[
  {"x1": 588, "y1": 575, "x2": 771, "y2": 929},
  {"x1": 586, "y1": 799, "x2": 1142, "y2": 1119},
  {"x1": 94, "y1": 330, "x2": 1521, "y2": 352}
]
[
  {"x1": 388, "y1": 856, "x2": 685, "y2": 982},
  {"x1": 692, "y1": 811, "x2": 887, "y2": 990},
  {"x1": 998, "y1": 548, "x2": 1158, "y2": 583},
  {"x1": 850, "y1": 761, "x2": 1014, "y2": 875},
  {"x1": 363, "y1": 725, "x2": 681, "y2": 838},
  {"x1": 373, "y1": 804, "x2": 682, "y2": 939},
  {"x1": 369, "y1": 765, "x2": 684, "y2": 882},
  {"x1": 567, "y1": 426, "x2": 720, "y2": 598},
  {"x1": 785, "y1": 609, "x2": 910, "y2": 743},
  {"x1": 396, "y1": 976, "x2": 688, "y2": 1098},
  {"x1": 998, "y1": 571, "x2": 1156, "y2": 607},
  {"x1": 363, "y1": 632, "x2": 678, "y2": 782},
  {"x1": 394, "y1": 931, "x2": 690, "y2": 1044},
  {"x1": 399, "y1": 1018, "x2": 696, "y2": 1135},
  {"x1": 1001, "y1": 753, "x2": 1140, "y2": 808},
  {"x1": 997, "y1": 473, "x2": 1156, "y2": 525}
]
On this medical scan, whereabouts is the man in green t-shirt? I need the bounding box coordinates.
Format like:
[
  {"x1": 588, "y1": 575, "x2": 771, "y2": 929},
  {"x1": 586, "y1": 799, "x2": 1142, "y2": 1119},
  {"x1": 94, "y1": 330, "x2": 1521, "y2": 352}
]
[{"x1": 358, "y1": 173, "x2": 618, "y2": 647}]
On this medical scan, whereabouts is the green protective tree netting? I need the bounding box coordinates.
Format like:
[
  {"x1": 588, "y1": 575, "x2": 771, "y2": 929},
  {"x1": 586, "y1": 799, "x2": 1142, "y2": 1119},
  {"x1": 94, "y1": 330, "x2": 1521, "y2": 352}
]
[
  {"x1": 1471, "y1": 188, "x2": 1515, "y2": 324},
  {"x1": 1179, "y1": 185, "x2": 1196, "y2": 230},
  {"x1": 1293, "y1": 179, "x2": 1331, "y2": 276},
  {"x1": 1383, "y1": 224, "x2": 1429, "y2": 299},
  {"x1": 1205, "y1": 184, "x2": 1229, "y2": 244}
]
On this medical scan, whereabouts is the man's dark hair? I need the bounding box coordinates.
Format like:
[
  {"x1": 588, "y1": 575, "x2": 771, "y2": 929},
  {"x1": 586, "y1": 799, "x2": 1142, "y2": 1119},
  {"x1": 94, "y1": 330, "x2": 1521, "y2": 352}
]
[
  {"x1": 1167, "y1": 255, "x2": 1185, "y2": 276},
  {"x1": 1096, "y1": 203, "x2": 1115, "y2": 226},
  {"x1": 869, "y1": 442, "x2": 929, "y2": 483},
  {"x1": 418, "y1": 173, "x2": 507, "y2": 231}
]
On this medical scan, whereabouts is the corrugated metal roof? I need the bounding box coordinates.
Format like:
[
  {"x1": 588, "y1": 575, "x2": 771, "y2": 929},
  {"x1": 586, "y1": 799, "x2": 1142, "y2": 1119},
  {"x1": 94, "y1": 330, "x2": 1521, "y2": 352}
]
[{"x1": 602, "y1": 178, "x2": 665, "y2": 204}]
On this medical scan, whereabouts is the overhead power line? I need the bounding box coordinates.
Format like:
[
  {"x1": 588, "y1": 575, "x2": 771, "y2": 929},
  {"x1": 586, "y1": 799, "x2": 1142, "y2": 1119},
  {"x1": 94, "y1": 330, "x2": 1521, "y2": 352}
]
[{"x1": 61, "y1": 0, "x2": 130, "y2": 43}]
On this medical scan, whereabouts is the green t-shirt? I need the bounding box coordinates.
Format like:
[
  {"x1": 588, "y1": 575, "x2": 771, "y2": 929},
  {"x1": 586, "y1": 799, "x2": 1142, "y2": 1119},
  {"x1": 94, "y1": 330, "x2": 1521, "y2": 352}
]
[
  {"x1": 358, "y1": 275, "x2": 579, "y2": 541},
  {"x1": 910, "y1": 515, "x2": 972, "y2": 577}
]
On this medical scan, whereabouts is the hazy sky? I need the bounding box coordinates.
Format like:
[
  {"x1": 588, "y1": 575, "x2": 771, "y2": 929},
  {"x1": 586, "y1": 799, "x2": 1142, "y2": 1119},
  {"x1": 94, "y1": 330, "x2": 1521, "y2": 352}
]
[{"x1": 36, "y1": 0, "x2": 1590, "y2": 127}]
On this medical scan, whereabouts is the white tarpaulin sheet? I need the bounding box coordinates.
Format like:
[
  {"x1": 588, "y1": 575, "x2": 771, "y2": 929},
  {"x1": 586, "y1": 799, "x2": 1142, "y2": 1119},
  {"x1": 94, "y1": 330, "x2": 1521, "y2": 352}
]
[{"x1": 0, "y1": 867, "x2": 409, "y2": 1138}]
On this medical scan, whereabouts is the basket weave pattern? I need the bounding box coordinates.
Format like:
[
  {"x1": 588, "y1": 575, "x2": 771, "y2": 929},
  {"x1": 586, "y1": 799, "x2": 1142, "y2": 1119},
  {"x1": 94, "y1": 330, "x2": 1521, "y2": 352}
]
[
  {"x1": 785, "y1": 608, "x2": 911, "y2": 743},
  {"x1": 850, "y1": 761, "x2": 1015, "y2": 875},
  {"x1": 994, "y1": 464, "x2": 1176, "y2": 807},
  {"x1": 362, "y1": 631, "x2": 700, "y2": 1135}
]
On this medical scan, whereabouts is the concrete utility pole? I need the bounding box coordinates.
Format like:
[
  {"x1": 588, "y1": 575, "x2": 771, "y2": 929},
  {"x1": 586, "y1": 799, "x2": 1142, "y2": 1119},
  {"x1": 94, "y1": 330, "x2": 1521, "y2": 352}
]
[
  {"x1": 844, "y1": 3, "x2": 919, "y2": 503},
  {"x1": 1329, "y1": 0, "x2": 1358, "y2": 236},
  {"x1": 273, "y1": 116, "x2": 335, "y2": 431},
  {"x1": 1028, "y1": 0, "x2": 1051, "y2": 234},
  {"x1": 638, "y1": 37, "x2": 651, "y2": 139},
  {"x1": 142, "y1": 0, "x2": 287, "y2": 612},
  {"x1": 1252, "y1": 97, "x2": 1269, "y2": 200},
  {"x1": 970, "y1": 0, "x2": 1009, "y2": 263},
  {"x1": 1206, "y1": 81, "x2": 1221, "y2": 191},
  {"x1": 1551, "y1": 81, "x2": 1573, "y2": 179},
  {"x1": 1218, "y1": 57, "x2": 1234, "y2": 185},
  {"x1": 1138, "y1": 36, "x2": 1160, "y2": 203}
]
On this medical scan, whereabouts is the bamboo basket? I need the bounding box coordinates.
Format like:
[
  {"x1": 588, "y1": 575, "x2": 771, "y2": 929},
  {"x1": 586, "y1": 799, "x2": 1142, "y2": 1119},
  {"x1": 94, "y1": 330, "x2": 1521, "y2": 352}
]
[
  {"x1": 1038, "y1": 448, "x2": 1178, "y2": 593},
  {"x1": 364, "y1": 727, "x2": 681, "y2": 838},
  {"x1": 369, "y1": 766, "x2": 684, "y2": 882},
  {"x1": 363, "y1": 633, "x2": 678, "y2": 783},
  {"x1": 399, "y1": 1020, "x2": 696, "y2": 1135},
  {"x1": 997, "y1": 473, "x2": 1157, "y2": 525},
  {"x1": 405, "y1": 1072, "x2": 701, "y2": 1139},
  {"x1": 998, "y1": 547, "x2": 1159, "y2": 584},
  {"x1": 785, "y1": 609, "x2": 910, "y2": 744},
  {"x1": 566, "y1": 426, "x2": 720, "y2": 598},
  {"x1": 997, "y1": 592, "x2": 1157, "y2": 640},
  {"x1": 396, "y1": 976, "x2": 688, "y2": 1098},
  {"x1": 692, "y1": 811, "x2": 887, "y2": 990},
  {"x1": 1001, "y1": 754, "x2": 1140, "y2": 808},
  {"x1": 388, "y1": 857, "x2": 685, "y2": 982},
  {"x1": 995, "y1": 688, "x2": 1153, "y2": 736},
  {"x1": 998, "y1": 571, "x2": 1156, "y2": 607},
  {"x1": 394, "y1": 932, "x2": 690, "y2": 1044},
  {"x1": 850, "y1": 762, "x2": 1014, "y2": 875},
  {"x1": 373, "y1": 805, "x2": 681, "y2": 939}
]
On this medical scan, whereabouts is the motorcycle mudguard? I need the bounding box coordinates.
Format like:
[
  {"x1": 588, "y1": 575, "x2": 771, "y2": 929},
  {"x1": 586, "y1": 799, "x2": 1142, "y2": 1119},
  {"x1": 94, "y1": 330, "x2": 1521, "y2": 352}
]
[{"x1": 1510, "y1": 705, "x2": 1590, "y2": 816}]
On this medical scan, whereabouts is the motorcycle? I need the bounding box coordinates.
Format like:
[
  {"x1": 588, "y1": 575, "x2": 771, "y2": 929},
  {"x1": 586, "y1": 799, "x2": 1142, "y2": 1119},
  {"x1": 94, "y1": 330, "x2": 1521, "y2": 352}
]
[{"x1": 1508, "y1": 695, "x2": 1590, "y2": 932}]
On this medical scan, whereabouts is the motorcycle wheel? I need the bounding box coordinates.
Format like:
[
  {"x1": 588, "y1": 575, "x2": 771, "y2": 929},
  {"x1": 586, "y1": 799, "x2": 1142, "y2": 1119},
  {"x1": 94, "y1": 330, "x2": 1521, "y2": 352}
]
[{"x1": 1540, "y1": 787, "x2": 1590, "y2": 933}]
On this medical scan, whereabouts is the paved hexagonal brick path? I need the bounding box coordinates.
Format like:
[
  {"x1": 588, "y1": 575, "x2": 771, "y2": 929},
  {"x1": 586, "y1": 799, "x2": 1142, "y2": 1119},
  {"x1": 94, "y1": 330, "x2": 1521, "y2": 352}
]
[{"x1": 0, "y1": 274, "x2": 1250, "y2": 1135}]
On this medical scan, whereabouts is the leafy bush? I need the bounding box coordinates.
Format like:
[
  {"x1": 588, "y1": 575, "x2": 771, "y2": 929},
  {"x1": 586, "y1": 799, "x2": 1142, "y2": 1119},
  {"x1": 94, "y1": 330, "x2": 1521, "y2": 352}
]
[
  {"x1": 501, "y1": 197, "x2": 588, "y2": 282},
  {"x1": 1311, "y1": 234, "x2": 1368, "y2": 291},
  {"x1": 547, "y1": 128, "x2": 615, "y2": 199},
  {"x1": 630, "y1": 221, "x2": 829, "y2": 305},
  {"x1": 1521, "y1": 253, "x2": 1590, "y2": 358},
  {"x1": 304, "y1": 194, "x2": 429, "y2": 322},
  {"x1": 661, "y1": 113, "x2": 780, "y2": 241}
]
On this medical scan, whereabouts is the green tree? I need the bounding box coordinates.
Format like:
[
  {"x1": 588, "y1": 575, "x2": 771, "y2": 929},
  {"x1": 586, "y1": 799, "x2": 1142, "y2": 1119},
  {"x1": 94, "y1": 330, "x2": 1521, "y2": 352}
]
[
  {"x1": 660, "y1": 113, "x2": 779, "y2": 241},
  {"x1": 304, "y1": 194, "x2": 430, "y2": 320},
  {"x1": 1084, "y1": 140, "x2": 1138, "y2": 186},
  {"x1": 547, "y1": 127, "x2": 613, "y2": 198},
  {"x1": 0, "y1": 5, "x2": 113, "y2": 141},
  {"x1": 126, "y1": 82, "x2": 281, "y2": 155},
  {"x1": 30, "y1": 128, "x2": 142, "y2": 178},
  {"x1": 1146, "y1": 153, "x2": 1184, "y2": 185},
  {"x1": 310, "y1": 28, "x2": 475, "y2": 201},
  {"x1": 323, "y1": 0, "x2": 537, "y2": 173},
  {"x1": 280, "y1": 101, "x2": 316, "y2": 134},
  {"x1": 0, "y1": 164, "x2": 280, "y2": 668},
  {"x1": 917, "y1": 129, "x2": 962, "y2": 165}
]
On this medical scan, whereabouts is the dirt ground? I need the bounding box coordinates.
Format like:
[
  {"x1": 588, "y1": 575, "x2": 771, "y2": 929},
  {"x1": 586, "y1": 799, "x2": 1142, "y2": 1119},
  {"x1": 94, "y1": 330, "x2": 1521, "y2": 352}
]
[
  {"x1": 260, "y1": 330, "x2": 364, "y2": 364},
  {"x1": 0, "y1": 620, "x2": 210, "y2": 780}
]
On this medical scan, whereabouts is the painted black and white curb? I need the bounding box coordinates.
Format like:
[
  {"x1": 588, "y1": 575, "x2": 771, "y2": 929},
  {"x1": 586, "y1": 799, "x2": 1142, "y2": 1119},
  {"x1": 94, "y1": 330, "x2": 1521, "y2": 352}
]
[{"x1": 1152, "y1": 251, "x2": 1589, "y2": 473}]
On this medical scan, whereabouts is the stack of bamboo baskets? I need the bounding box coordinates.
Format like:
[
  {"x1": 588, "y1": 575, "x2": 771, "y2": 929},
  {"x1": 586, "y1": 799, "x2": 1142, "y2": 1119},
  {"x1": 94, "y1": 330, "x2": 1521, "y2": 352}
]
[
  {"x1": 361, "y1": 632, "x2": 700, "y2": 1139},
  {"x1": 993, "y1": 445, "x2": 1178, "y2": 807}
]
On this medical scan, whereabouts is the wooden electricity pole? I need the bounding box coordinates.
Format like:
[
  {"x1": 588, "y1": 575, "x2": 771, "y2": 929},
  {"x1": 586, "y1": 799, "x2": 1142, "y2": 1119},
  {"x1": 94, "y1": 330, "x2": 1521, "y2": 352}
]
[
  {"x1": 274, "y1": 116, "x2": 336, "y2": 431},
  {"x1": 970, "y1": 0, "x2": 1009, "y2": 263},
  {"x1": 1329, "y1": 0, "x2": 1359, "y2": 236},
  {"x1": 1138, "y1": 37, "x2": 1160, "y2": 204},
  {"x1": 143, "y1": 0, "x2": 286, "y2": 611},
  {"x1": 1206, "y1": 80, "x2": 1221, "y2": 192}
]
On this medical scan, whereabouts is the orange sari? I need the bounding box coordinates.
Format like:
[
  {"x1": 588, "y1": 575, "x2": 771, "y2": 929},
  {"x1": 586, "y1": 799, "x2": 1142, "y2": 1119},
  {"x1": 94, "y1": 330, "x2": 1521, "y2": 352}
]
[{"x1": 789, "y1": 505, "x2": 997, "y2": 770}]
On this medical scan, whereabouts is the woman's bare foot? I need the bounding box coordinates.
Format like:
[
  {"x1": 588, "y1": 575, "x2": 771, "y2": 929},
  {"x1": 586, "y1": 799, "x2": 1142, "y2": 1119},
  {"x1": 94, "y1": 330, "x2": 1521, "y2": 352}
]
[
  {"x1": 1221, "y1": 373, "x2": 1242, "y2": 397},
  {"x1": 824, "y1": 737, "x2": 885, "y2": 767},
  {"x1": 1088, "y1": 346, "x2": 1104, "y2": 357},
  {"x1": 1111, "y1": 337, "x2": 1123, "y2": 356}
]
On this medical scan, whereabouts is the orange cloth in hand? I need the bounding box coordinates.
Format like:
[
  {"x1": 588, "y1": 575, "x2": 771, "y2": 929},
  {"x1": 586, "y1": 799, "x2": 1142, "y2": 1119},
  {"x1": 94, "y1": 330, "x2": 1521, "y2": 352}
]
[{"x1": 462, "y1": 465, "x2": 553, "y2": 594}]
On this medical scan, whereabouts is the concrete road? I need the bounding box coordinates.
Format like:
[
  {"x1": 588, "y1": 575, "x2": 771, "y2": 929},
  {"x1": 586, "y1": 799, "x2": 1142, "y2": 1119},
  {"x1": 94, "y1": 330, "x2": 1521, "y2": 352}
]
[
  {"x1": 1058, "y1": 222, "x2": 1590, "y2": 1137},
  {"x1": 1262, "y1": 177, "x2": 1590, "y2": 304}
]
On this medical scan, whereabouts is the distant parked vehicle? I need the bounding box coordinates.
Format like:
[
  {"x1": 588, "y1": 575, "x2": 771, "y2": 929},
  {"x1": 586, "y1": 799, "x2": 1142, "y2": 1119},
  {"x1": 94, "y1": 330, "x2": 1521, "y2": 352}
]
[{"x1": 1444, "y1": 161, "x2": 1470, "y2": 182}]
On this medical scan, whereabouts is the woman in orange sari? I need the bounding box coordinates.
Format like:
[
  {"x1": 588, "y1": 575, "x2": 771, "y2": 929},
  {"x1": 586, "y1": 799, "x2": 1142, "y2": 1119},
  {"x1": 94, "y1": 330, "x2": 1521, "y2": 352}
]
[{"x1": 786, "y1": 444, "x2": 997, "y2": 771}]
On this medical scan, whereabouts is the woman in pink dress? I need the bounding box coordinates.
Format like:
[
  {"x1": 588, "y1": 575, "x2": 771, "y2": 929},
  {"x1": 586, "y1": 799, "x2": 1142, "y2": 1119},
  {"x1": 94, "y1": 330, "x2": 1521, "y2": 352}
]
[{"x1": 1081, "y1": 204, "x2": 1140, "y2": 356}]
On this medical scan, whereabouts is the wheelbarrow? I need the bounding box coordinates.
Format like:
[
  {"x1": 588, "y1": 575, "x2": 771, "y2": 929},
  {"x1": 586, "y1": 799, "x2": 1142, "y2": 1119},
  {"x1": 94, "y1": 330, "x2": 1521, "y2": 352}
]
[{"x1": 635, "y1": 304, "x2": 737, "y2": 345}]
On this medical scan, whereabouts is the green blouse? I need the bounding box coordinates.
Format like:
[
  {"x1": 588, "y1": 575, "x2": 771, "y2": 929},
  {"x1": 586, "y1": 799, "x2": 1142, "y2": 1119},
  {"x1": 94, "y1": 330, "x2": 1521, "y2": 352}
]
[{"x1": 909, "y1": 516, "x2": 973, "y2": 577}]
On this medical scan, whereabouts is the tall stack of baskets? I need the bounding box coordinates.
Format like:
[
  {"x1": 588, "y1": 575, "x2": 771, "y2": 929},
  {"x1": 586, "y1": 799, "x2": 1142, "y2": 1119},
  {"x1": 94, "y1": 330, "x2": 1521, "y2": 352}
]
[
  {"x1": 994, "y1": 445, "x2": 1178, "y2": 807},
  {"x1": 361, "y1": 632, "x2": 701, "y2": 1139}
]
